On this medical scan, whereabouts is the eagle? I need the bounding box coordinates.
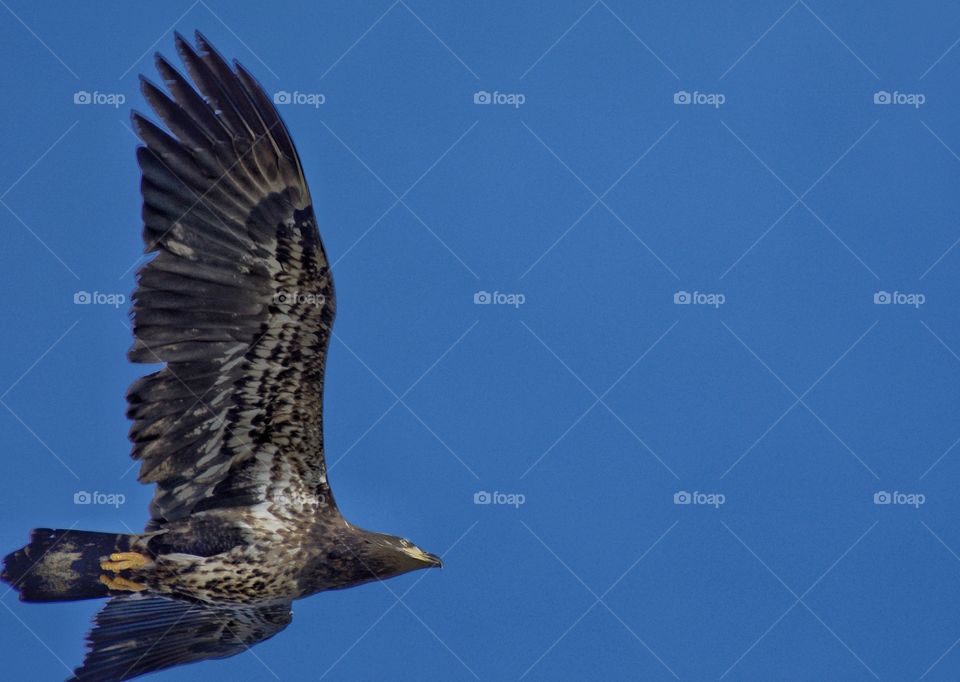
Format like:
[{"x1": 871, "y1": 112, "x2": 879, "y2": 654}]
[{"x1": 1, "y1": 31, "x2": 442, "y2": 681}]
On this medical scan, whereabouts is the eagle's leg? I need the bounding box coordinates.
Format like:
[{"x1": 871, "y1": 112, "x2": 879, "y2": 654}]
[
  {"x1": 99, "y1": 552, "x2": 151, "y2": 591},
  {"x1": 101, "y1": 551, "x2": 150, "y2": 572},
  {"x1": 99, "y1": 574, "x2": 147, "y2": 592}
]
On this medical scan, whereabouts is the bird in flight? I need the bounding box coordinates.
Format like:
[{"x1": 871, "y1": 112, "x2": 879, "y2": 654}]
[{"x1": 2, "y1": 31, "x2": 441, "y2": 681}]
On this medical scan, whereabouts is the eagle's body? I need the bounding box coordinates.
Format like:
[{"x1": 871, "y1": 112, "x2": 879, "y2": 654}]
[{"x1": 1, "y1": 31, "x2": 440, "y2": 681}]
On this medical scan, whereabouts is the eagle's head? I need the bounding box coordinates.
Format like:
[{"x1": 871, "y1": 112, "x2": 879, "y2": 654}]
[{"x1": 341, "y1": 528, "x2": 443, "y2": 582}]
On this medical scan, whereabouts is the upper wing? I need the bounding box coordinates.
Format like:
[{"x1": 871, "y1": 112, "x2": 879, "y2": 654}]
[
  {"x1": 70, "y1": 594, "x2": 292, "y2": 681},
  {"x1": 127, "y1": 31, "x2": 335, "y2": 528}
]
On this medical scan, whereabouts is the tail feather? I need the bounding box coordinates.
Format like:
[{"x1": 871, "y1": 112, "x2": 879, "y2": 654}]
[{"x1": 2, "y1": 528, "x2": 133, "y2": 602}]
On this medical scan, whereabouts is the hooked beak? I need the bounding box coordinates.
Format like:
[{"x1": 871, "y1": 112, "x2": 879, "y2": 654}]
[{"x1": 404, "y1": 546, "x2": 443, "y2": 568}]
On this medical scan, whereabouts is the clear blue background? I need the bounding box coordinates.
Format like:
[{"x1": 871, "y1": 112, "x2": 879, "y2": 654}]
[{"x1": 1, "y1": 1, "x2": 960, "y2": 680}]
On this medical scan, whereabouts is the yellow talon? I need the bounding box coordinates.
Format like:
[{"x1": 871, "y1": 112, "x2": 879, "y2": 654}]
[
  {"x1": 99, "y1": 574, "x2": 147, "y2": 592},
  {"x1": 100, "y1": 552, "x2": 151, "y2": 572}
]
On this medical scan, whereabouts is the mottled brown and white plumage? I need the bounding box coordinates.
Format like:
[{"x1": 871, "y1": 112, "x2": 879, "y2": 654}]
[{"x1": 1, "y1": 31, "x2": 441, "y2": 682}]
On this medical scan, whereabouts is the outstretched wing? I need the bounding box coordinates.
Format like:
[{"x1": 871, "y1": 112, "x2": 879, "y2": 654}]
[
  {"x1": 127, "y1": 31, "x2": 335, "y2": 528},
  {"x1": 70, "y1": 594, "x2": 292, "y2": 681}
]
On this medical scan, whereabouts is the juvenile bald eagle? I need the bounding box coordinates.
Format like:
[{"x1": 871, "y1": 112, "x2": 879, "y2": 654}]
[{"x1": 1, "y1": 31, "x2": 441, "y2": 681}]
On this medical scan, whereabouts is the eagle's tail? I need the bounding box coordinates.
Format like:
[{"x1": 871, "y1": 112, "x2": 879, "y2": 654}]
[{"x1": 2, "y1": 528, "x2": 136, "y2": 602}]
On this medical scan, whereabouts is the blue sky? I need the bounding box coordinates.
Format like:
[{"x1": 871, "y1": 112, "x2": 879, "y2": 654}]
[{"x1": 2, "y1": 1, "x2": 960, "y2": 680}]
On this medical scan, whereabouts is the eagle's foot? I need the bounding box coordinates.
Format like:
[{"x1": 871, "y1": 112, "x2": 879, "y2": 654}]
[
  {"x1": 100, "y1": 551, "x2": 151, "y2": 572},
  {"x1": 99, "y1": 574, "x2": 147, "y2": 592}
]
